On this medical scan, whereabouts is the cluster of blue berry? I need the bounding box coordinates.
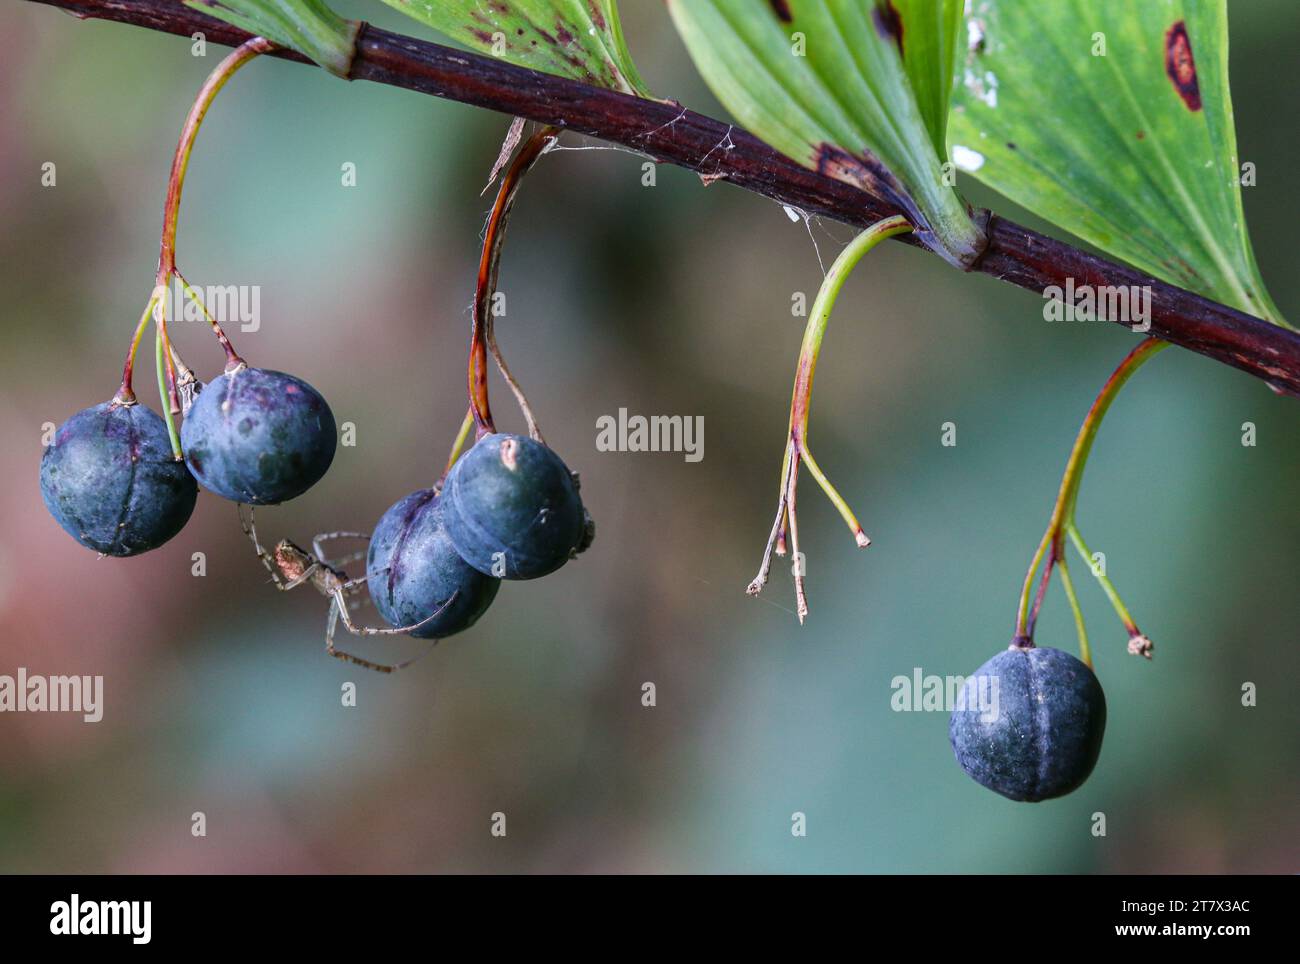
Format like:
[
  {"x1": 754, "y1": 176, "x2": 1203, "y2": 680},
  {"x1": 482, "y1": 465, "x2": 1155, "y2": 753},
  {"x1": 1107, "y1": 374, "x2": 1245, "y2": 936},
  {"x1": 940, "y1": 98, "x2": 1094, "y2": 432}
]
[{"x1": 38, "y1": 43, "x2": 591, "y2": 670}]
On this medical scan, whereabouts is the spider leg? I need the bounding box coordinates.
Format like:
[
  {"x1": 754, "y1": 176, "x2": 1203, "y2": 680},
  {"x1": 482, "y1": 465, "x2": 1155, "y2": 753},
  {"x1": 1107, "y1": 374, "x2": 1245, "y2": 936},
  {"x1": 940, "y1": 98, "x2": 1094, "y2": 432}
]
[
  {"x1": 238, "y1": 503, "x2": 274, "y2": 571},
  {"x1": 326, "y1": 549, "x2": 369, "y2": 569},
  {"x1": 332, "y1": 584, "x2": 459, "y2": 636},
  {"x1": 324, "y1": 596, "x2": 417, "y2": 674},
  {"x1": 312, "y1": 530, "x2": 370, "y2": 568},
  {"x1": 335, "y1": 572, "x2": 374, "y2": 611},
  {"x1": 323, "y1": 590, "x2": 460, "y2": 673},
  {"x1": 238, "y1": 504, "x2": 292, "y2": 589}
]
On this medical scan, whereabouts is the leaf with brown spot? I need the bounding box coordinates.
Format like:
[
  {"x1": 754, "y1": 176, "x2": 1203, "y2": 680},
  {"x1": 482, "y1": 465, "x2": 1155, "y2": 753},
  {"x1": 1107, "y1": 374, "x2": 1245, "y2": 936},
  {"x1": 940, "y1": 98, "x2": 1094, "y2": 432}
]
[
  {"x1": 668, "y1": 0, "x2": 983, "y2": 269},
  {"x1": 948, "y1": 0, "x2": 1284, "y2": 326}
]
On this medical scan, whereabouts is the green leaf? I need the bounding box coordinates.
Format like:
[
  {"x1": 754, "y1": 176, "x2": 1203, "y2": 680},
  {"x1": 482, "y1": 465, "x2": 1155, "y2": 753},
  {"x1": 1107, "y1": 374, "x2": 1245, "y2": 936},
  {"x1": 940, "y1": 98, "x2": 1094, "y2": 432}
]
[
  {"x1": 948, "y1": 0, "x2": 1285, "y2": 325},
  {"x1": 668, "y1": 0, "x2": 984, "y2": 269},
  {"x1": 185, "y1": 0, "x2": 360, "y2": 77},
  {"x1": 379, "y1": 0, "x2": 652, "y2": 97},
  {"x1": 894, "y1": 0, "x2": 963, "y2": 157}
]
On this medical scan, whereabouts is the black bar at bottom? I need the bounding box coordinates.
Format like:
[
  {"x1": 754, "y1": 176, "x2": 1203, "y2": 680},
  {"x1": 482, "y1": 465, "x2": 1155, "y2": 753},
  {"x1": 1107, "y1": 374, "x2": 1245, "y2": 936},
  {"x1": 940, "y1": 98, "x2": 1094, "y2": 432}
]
[{"x1": 0, "y1": 873, "x2": 1289, "y2": 947}]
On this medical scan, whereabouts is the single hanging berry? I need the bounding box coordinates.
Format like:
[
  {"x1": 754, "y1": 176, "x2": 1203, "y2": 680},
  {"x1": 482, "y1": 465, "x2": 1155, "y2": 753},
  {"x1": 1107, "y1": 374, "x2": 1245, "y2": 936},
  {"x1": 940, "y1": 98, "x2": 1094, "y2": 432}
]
[
  {"x1": 949, "y1": 640, "x2": 1106, "y2": 802},
  {"x1": 181, "y1": 366, "x2": 336, "y2": 505},
  {"x1": 40, "y1": 401, "x2": 197, "y2": 556}
]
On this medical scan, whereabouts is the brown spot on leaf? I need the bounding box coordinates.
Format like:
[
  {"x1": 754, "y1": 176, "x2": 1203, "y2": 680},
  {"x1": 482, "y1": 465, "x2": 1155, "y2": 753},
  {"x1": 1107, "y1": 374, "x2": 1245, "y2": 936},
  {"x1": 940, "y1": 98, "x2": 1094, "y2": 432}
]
[
  {"x1": 768, "y1": 0, "x2": 793, "y2": 22},
  {"x1": 1136, "y1": 130, "x2": 1145, "y2": 140},
  {"x1": 588, "y1": 2, "x2": 606, "y2": 31},
  {"x1": 872, "y1": 0, "x2": 904, "y2": 56},
  {"x1": 1165, "y1": 21, "x2": 1201, "y2": 111},
  {"x1": 1162, "y1": 254, "x2": 1200, "y2": 282}
]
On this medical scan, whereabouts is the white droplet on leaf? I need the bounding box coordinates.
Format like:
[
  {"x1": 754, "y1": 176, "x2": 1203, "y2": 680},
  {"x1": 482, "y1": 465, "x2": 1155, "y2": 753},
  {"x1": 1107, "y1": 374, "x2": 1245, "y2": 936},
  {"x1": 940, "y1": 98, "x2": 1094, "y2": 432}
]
[
  {"x1": 983, "y1": 71, "x2": 999, "y2": 107},
  {"x1": 951, "y1": 145, "x2": 986, "y2": 172},
  {"x1": 963, "y1": 67, "x2": 999, "y2": 108}
]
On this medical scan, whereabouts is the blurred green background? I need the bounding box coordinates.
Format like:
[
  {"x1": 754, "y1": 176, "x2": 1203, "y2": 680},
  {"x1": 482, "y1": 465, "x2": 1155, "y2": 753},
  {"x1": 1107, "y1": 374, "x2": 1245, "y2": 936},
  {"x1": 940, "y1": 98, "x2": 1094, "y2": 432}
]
[{"x1": 1, "y1": 1, "x2": 1296, "y2": 873}]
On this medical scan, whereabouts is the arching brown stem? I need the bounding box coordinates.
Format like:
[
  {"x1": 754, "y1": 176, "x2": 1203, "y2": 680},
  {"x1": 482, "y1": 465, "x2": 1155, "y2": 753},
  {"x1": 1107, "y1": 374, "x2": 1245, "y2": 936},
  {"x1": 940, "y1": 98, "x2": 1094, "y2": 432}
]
[{"x1": 467, "y1": 123, "x2": 558, "y2": 440}]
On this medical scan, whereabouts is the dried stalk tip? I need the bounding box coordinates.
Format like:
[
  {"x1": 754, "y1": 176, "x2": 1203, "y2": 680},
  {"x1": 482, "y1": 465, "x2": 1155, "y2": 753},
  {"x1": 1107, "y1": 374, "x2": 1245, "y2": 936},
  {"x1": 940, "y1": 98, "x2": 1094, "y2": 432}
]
[
  {"x1": 1127, "y1": 634, "x2": 1154, "y2": 659},
  {"x1": 178, "y1": 371, "x2": 202, "y2": 416}
]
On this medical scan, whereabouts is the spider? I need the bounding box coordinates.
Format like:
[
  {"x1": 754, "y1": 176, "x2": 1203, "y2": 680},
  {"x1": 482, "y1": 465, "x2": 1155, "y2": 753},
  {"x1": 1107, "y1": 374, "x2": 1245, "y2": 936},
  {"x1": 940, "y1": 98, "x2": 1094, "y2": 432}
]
[{"x1": 238, "y1": 505, "x2": 455, "y2": 673}]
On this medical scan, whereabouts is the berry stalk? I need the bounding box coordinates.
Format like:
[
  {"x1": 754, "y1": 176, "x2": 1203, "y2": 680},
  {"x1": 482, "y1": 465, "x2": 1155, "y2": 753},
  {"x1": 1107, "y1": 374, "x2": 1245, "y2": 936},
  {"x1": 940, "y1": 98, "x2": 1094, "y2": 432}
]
[
  {"x1": 156, "y1": 36, "x2": 273, "y2": 283},
  {"x1": 439, "y1": 407, "x2": 475, "y2": 489},
  {"x1": 175, "y1": 268, "x2": 244, "y2": 369},
  {"x1": 114, "y1": 290, "x2": 161, "y2": 404},
  {"x1": 145, "y1": 35, "x2": 272, "y2": 456},
  {"x1": 154, "y1": 326, "x2": 181, "y2": 455},
  {"x1": 1015, "y1": 336, "x2": 1169, "y2": 661},
  {"x1": 747, "y1": 214, "x2": 913, "y2": 622},
  {"x1": 466, "y1": 123, "x2": 559, "y2": 440}
]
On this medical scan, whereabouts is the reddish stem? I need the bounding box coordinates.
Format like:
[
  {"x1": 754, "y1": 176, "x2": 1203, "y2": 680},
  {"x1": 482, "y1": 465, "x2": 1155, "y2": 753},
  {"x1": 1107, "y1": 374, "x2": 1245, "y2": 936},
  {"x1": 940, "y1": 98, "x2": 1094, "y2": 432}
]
[
  {"x1": 1025, "y1": 545, "x2": 1056, "y2": 640},
  {"x1": 114, "y1": 294, "x2": 157, "y2": 403},
  {"x1": 1014, "y1": 337, "x2": 1167, "y2": 640},
  {"x1": 154, "y1": 36, "x2": 271, "y2": 383},
  {"x1": 467, "y1": 124, "x2": 558, "y2": 438}
]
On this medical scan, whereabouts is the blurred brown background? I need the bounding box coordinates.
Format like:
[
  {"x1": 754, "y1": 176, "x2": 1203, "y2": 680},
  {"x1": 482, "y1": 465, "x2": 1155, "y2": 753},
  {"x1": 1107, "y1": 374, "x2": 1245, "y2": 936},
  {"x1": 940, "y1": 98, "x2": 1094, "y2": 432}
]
[{"x1": 0, "y1": 0, "x2": 1296, "y2": 872}]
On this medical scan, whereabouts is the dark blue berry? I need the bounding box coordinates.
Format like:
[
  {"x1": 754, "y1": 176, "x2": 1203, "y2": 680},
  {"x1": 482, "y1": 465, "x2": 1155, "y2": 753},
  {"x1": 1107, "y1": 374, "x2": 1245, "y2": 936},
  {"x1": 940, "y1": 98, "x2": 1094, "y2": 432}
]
[
  {"x1": 180, "y1": 366, "x2": 336, "y2": 505},
  {"x1": 949, "y1": 643, "x2": 1106, "y2": 802},
  {"x1": 39, "y1": 401, "x2": 197, "y2": 556},
  {"x1": 366, "y1": 489, "x2": 501, "y2": 638},
  {"x1": 441, "y1": 433, "x2": 588, "y2": 580}
]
